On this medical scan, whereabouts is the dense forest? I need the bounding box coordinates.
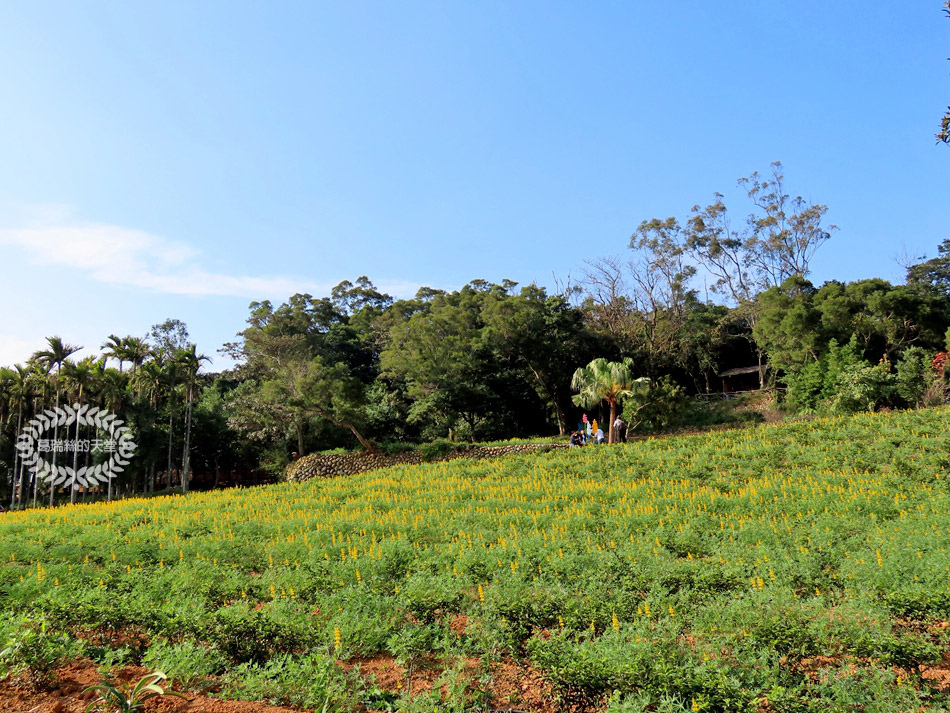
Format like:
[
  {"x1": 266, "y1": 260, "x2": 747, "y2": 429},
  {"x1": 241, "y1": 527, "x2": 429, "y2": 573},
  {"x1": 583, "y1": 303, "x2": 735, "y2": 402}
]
[{"x1": 2, "y1": 163, "x2": 949, "y2": 507}]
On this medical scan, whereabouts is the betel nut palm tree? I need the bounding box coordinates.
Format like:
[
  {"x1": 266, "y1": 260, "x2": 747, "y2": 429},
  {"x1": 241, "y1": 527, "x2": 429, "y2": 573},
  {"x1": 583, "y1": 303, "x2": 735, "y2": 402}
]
[
  {"x1": 571, "y1": 357, "x2": 649, "y2": 445},
  {"x1": 33, "y1": 336, "x2": 82, "y2": 505}
]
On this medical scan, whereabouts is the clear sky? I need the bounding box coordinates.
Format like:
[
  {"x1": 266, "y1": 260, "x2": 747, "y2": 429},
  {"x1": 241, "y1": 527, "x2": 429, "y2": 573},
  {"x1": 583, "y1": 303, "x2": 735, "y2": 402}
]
[{"x1": 0, "y1": 1, "x2": 947, "y2": 369}]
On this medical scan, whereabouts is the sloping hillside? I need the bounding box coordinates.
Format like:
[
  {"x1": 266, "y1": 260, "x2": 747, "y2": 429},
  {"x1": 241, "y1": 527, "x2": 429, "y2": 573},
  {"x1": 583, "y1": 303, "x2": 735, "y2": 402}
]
[{"x1": 2, "y1": 408, "x2": 950, "y2": 712}]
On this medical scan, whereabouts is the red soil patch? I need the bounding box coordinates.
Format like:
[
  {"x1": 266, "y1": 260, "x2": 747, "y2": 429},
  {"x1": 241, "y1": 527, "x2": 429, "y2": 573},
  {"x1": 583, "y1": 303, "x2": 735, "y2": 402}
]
[
  {"x1": 0, "y1": 660, "x2": 302, "y2": 713},
  {"x1": 449, "y1": 614, "x2": 469, "y2": 637},
  {"x1": 339, "y1": 654, "x2": 481, "y2": 697},
  {"x1": 921, "y1": 654, "x2": 950, "y2": 693},
  {"x1": 487, "y1": 659, "x2": 561, "y2": 713},
  {"x1": 343, "y1": 654, "x2": 561, "y2": 712},
  {"x1": 3, "y1": 654, "x2": 562, "y2": 713}
]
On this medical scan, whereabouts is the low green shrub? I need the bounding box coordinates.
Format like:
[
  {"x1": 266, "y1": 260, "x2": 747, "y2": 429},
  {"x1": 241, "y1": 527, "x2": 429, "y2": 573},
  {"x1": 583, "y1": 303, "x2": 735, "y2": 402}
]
[
  {"x1": 220, "y1": 652, "x2": 358, "y2": 711},
  {"x1": 141, "y1": 637, "x2": 228, "y2": 691}
]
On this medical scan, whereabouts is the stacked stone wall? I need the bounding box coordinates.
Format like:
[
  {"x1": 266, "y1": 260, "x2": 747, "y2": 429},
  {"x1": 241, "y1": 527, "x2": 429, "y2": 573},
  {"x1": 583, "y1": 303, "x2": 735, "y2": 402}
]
[{"x1": 285, "y1": 443, "x2": 569, "y2": 482}]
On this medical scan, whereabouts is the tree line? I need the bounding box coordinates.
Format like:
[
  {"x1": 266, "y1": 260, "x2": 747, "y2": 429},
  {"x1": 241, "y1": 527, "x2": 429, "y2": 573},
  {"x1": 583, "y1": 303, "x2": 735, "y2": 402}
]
[{"x1": 2, "y1": 162, "x2": 950, "y2": 507}]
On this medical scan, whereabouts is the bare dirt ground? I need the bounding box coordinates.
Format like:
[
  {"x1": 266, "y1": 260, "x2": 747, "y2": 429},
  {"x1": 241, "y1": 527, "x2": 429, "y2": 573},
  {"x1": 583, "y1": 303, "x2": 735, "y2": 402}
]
[{"x1": 0, "y1": 655, "x2": 563, "y2": 713}]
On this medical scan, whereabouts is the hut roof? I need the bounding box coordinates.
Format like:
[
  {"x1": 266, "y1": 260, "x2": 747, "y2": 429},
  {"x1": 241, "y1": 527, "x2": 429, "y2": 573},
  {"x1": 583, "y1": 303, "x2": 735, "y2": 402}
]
[{"x1": 718, "y1": 365, "x2": 765, "y2": 378}]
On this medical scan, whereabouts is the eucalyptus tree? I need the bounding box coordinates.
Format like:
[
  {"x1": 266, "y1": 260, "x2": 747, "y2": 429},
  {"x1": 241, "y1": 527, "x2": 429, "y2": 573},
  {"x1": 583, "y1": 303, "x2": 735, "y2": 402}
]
[{"x1": 33, "y1": 337, "x2": 82, "y2": 505}]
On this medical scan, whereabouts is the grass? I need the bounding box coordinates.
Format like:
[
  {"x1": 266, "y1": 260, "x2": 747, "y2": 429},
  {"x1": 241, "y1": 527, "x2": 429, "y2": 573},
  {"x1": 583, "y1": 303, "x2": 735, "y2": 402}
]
[{"x1": 1, "y1": 407, "x2": 950, "y2": 711}]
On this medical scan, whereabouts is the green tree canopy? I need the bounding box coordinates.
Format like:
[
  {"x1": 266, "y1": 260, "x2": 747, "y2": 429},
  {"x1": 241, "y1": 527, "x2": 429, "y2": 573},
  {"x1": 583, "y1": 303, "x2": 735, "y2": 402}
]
[{"x1": 570, "y1": 357, "x2": 649, "y2": 444}]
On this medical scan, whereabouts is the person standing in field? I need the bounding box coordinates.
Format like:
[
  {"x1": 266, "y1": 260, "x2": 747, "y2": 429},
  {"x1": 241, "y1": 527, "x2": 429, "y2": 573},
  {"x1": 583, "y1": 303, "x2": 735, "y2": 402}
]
[{"x1": 613, "y1": 416, "x2": 627, "y2": 443}]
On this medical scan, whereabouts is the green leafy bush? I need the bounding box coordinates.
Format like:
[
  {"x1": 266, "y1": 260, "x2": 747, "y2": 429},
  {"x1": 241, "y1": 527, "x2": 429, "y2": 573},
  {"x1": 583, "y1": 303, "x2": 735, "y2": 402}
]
[
  {"x1": 419, "y1": 438, "x2": 456, "y2": 460},
  {"x1": 221, "y1": 652, "x2": 357, "y2": 711},
  {"x1": 141, "y1": 637, "x2": 228, "y2": 691},
  {"x1": 622, "y1": 376, "x2": 691, "y2": 434},
  {"x1": 0, "y1": 617, "x2": 84, "y2": 691}
]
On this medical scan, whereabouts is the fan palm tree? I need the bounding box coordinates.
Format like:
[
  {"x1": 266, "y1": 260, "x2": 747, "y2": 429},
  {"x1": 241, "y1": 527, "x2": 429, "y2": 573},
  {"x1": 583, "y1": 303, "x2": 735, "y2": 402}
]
[
  {"x1": 571, "y1": 357, "x2": 649, "y2": 445},
  {"x1": 33, "y1": 337, "x2": 82, "y2": 505}
]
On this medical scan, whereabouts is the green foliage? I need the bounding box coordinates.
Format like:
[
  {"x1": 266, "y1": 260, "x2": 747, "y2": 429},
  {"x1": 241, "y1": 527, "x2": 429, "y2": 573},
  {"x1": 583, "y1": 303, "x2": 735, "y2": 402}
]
[
  {"x1": 894, "y1": 346, "x2": 932, "y2": 407},
  {"x1": 784, "y1": 338, "x2": 902, "y2": 414},
  {"x1": 141, "y1": 637, "x2": 227, "y2": 691},
  {"x1": 621, "y1": 376, "x2": 691, "y2": 433},
  {"x1": 419, "y1": 438, "x2": 456, "y2": 461},
  {"x1": 784, "y1": 338, "x2": 864, "y2": 412},
  {"x1": 83, "y1": 670, "x2": 184, "y2": 713},
  {"x1": 259, "y1": 444, "x2": 292, "y2": 479},
  {"x1": 0, "y1": 617, "x2": 84, "y2": 691},
  {"x1": 754, "y1": 277, "x2": 823, "y2": 373},
  {"x1": 3, "y1": 409, "x2": 950, "y2": 709},
  {"x1": 826, "y1": 360, "x2": 896, "y2": 414},
  {"x1": 220, "y1": 653, "x2": 358, "y2": 711},
  {"x1": 572, "y1": 357, "x2": 649, "y2": 442}
]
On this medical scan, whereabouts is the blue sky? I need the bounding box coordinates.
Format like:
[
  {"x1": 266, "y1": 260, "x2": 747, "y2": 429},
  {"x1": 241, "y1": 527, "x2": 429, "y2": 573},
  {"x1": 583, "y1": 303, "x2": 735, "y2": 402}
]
[{"x1": 0, "y1": 1, "x2": 947, "y2": 368}]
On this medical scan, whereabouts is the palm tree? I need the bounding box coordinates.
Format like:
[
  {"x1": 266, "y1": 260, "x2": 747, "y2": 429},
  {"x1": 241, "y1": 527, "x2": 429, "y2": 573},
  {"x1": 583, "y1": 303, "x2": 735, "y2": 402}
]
[
  {"x1": 0, "y1": 367, "x2": 18, "y2": 509},
  {"x1": 164, "y1": 360, "x2": 180, "y2": 490},
  {"x1": 101, "y1": 335, "x2": 126, "y2": 373},
  {"x1": 5, "y1": 365, "x2": 32, "y2": 509},
  {"x1": 123, "y1": 337, "x2": 151, "y2": 379},
  {"x1": 98, "y1": 369, "x2": 128, "y2": 414},
  {"x1": 62, "y1": 356, "x2": 98, "y2": 504},
  {"x1": 25, "y1": 360, "x2": 51, "y2": 508},
  {"x1": 175, "y1": 345, "x2": 210, "y2": 494},
  {"x1": 571, "y1": 358, "x2": 649, "y2": 445},
  {"x1": 34, "y1": 337, "x2": 82, "y2": 505},
  {"x1": 133, "y1": 360, "x2": 164, "y2": 493}
]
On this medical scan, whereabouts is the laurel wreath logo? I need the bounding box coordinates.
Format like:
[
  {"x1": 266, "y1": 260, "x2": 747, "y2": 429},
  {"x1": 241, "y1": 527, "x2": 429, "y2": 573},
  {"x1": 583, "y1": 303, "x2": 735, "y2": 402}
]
[{"x1": 15, "y1": 404, "x2": 137, "y2": 489}]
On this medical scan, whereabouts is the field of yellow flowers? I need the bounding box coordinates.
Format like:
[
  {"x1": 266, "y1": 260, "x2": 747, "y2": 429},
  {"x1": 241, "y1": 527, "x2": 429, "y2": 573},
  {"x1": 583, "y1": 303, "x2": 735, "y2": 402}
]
[{"x1": 2, "y1": 408, "x2": 950, "y2": 712}]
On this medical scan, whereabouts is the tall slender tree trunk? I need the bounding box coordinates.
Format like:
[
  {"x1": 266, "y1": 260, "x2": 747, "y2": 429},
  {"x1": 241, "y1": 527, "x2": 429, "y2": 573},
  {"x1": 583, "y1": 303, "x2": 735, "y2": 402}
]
[
  {"x1": 70, "y1": 391, "x2": 84, "y2": 505},
  {"x1": 49, "y1": 385, "x2": 60, "y2": 507},
  {"x1": 608, "y1": 399, "x2": 617, "y2": 445},
  {"x1": 10, "y1": 406, "x2": 22, "y2": 511},
  {"x1": 166, "y1": 410, "x2": 174, "y2": 489},
  {"x1": 181, "y1": 386, "x2": 194, "y2": 495},
  {"x1": 17, "y1": 446, "x2": 26, "y2": 510},
  {"x1": 82, "y1": 445, "x2": 90, "y2": 502}
]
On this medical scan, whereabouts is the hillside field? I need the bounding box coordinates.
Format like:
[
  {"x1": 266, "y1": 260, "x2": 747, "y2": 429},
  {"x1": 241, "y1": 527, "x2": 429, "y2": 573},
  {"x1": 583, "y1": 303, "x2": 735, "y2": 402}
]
[{"x1": 2, "y1": 409, "x2": 950, "y2": 712}]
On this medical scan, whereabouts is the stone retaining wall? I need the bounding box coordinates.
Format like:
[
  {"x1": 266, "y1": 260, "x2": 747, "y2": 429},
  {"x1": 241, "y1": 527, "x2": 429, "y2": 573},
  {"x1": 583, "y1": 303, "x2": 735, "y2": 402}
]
[{"x1": 285, "y1": 443, "x2": 569, "y2": 482}]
